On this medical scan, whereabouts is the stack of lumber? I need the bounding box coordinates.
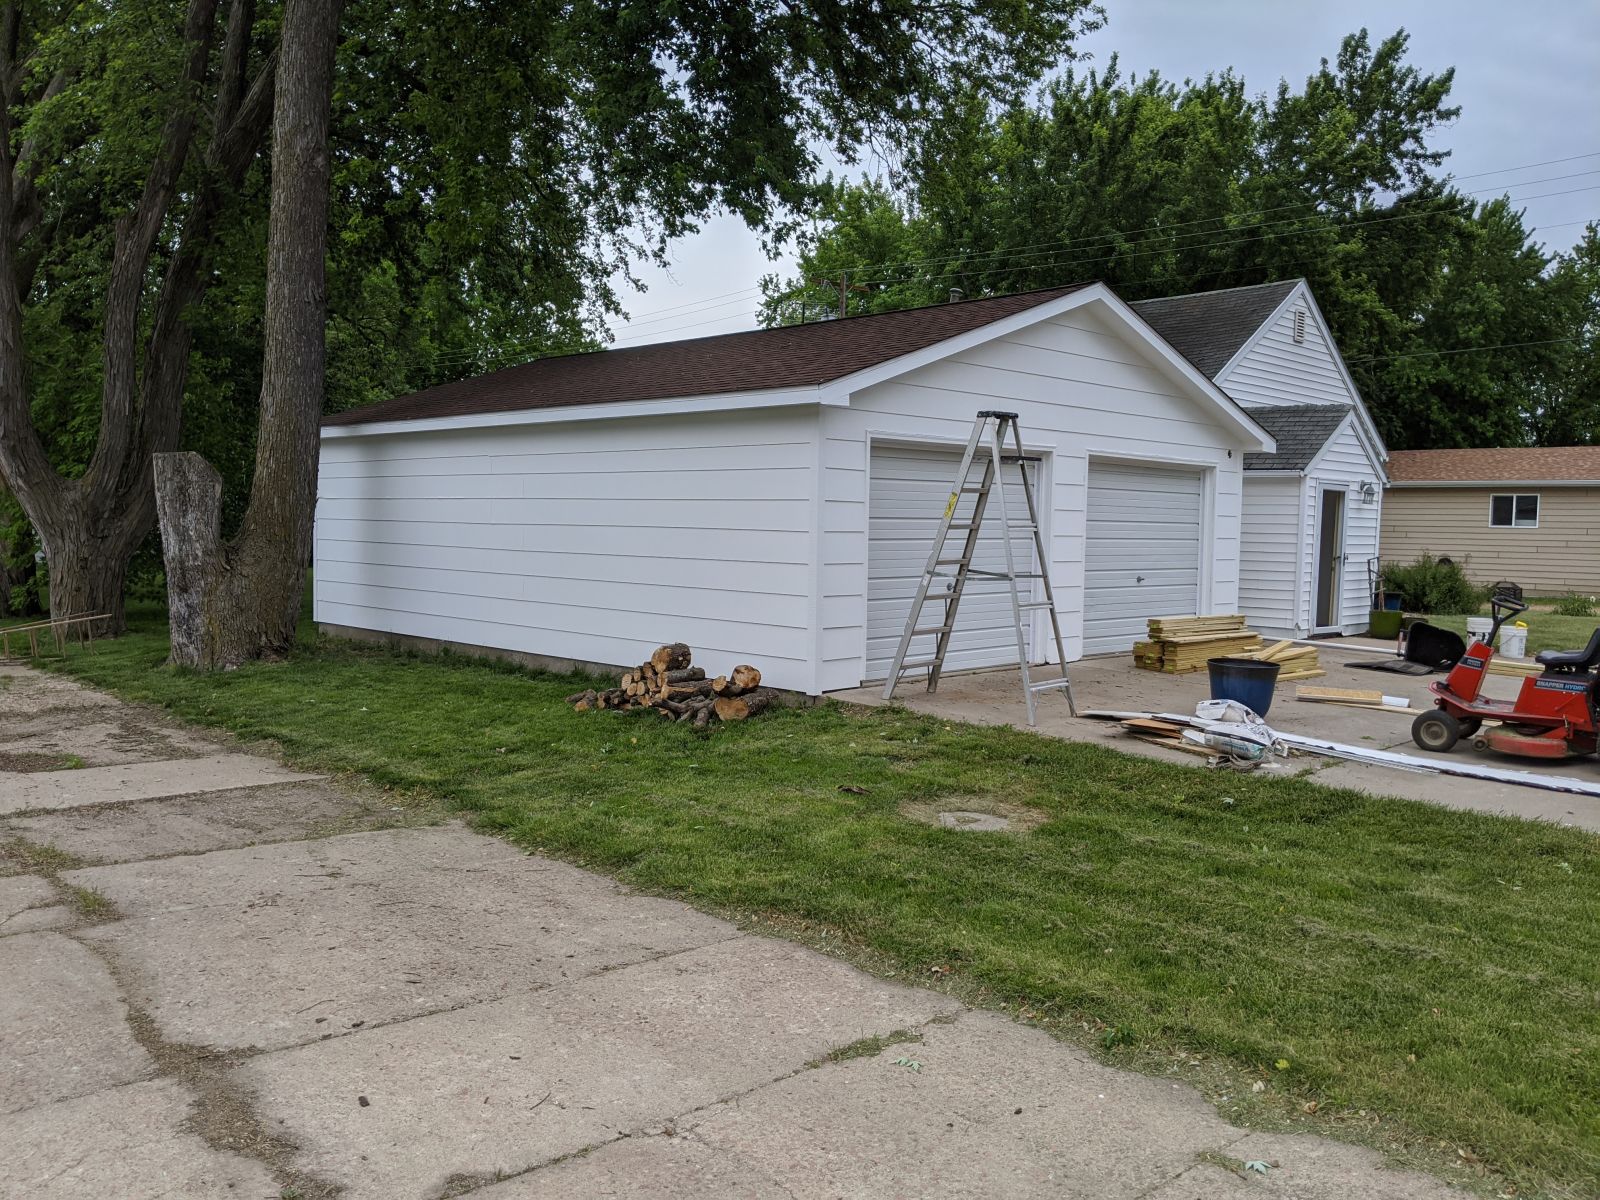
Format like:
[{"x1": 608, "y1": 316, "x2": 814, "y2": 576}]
[
  {"x1": 1294, "y1": 684, "x2": 1416, "y2": 713},
  {"x1": 565, "y1": 643, "x2": 778, "y2": 729},
  {"x1": 1133, "y1": 614, "x2": 1263, "y2": 673},
  {"x1": 1242, "y1": 639, "x2": 1325, "y2": 682}
]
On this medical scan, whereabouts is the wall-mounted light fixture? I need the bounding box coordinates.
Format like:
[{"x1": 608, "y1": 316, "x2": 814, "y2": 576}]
[{"x1": 1359, "y1": 480, "x2": 1377, "y2": 504}]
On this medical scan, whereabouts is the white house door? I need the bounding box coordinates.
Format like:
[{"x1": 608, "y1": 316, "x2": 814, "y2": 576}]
[
  {"x1": 865, "y1": 444, "x2": 1038, "y2": 681},
  {"x1": 1314, "y1": 488, "x2": 1346, "y2": 630},
  {"x1": 1084, "y1": 461, "x2": 1205, "y2": 655}
]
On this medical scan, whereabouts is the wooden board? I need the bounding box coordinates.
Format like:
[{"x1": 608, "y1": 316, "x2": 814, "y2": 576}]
[
  {"x1": 1122, "y1": 718, "x2": 1188, "y2": 736},
  {"x1": 1297, "y1": 686, "x2": 1385, "y2": 703}
]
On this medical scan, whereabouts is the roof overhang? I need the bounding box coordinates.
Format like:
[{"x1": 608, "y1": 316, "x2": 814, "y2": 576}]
[{"x1": 319, "y1": 384, "x2": 838, "y2": 439}]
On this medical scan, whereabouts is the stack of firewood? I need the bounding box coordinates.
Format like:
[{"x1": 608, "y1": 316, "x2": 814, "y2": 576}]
[{"x1": 565, "y1": 642, "x2": 778, "y2": 729}]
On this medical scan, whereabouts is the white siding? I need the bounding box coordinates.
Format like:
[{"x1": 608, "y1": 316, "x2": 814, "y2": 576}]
[
  {"x1": 315, "y1": 407, "x2": 823, "y2": 692},
  {"x1": 1238, "y1": 475, "x2": 1302, "y2": 636},
  {"x1": 1220, "y1": 298, "x2": 1355, "y2": 409},
  {"x1": 818, "y1": 302, "x2": 1250, "y2": 690}
]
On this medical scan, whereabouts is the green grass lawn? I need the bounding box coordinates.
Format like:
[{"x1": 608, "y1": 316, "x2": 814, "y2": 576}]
[
  {"x1": 1426, "y1": 607, "x2": 1600, "y2": 658},
  {"x1": 34, "y1": 608, "x2": 1600, "y2": 1198}
]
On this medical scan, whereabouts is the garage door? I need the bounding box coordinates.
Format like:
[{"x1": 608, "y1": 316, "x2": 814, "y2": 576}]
[
  {"x1": 866, "y1": 444, "x2": 1039, "y2": 681},
  {"x1": 1083, "y1": 461, "x2": 1204, "y2": 655}
]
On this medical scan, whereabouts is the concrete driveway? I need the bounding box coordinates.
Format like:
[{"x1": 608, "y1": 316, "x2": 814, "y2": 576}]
[
  {"x1": 0, "y1": 660, "x2": 1468, "y2": 1198},
  {"x1": 835, "y1": 642, "x2": 1600, "y2": 833}
]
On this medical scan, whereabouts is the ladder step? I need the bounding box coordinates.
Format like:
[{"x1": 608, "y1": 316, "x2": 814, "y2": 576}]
[
  {"x1": 959, "y1": 486, "x2": 986, "y2": 493},
  {"x1": 1002, "y1": 454, "x2": 1043, "y2": 463},
  {"x1": 911, "y1": 626, "x2": 951, "y2": 636},
  {"x1": 1028, "y1": 679, "x2": 1074, "y2": 693},
  {"x1": 1017, "y1": 601, "x2": 1055, "y2": 611}
]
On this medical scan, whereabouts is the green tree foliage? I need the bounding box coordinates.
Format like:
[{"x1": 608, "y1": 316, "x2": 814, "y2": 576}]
[
  {"x1": 763, "y1": 29, "x2": 1584, "y2": 451},
  {"x1": 2, "y1": 0, "x2": 1101, "y2": 617},
  {"x1": 1532, "y1": 224, "x2": 1600, "y2": 445}
]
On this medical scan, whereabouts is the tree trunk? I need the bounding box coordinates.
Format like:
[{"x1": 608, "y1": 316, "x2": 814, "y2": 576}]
[
  {"x1": 156, "y1": 0, "x2": 340, "y2": 669},
  {"x1": 0, "y1": 1, "x2": 276, "y2": 640}
]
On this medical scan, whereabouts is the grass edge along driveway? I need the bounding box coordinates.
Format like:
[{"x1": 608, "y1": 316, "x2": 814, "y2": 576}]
[{"x1": 35, "y1": 613, "x2": 1600, "y2": 1200}]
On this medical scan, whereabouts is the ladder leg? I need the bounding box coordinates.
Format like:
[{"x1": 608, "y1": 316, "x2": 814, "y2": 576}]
[
  {"x1": 990, "y1": 418, "x2": 1037, "y2": 725},
  {"x1": 1008, "y1": 417, "x2": 1077, "y2": 718},
  {"x1": 882, "y1": 419, "x2": 990, "y2": 699}
]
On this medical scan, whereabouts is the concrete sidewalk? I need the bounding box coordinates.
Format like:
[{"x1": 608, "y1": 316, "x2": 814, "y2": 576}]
[{"x1": 0, "y1": 661, "x2": 1466, "y2": 1199}]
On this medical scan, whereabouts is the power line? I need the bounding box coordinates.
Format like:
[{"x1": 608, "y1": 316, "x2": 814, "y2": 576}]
[
  {"x1": 1449, "y1": 150, "x2": 1600, "y2": 181},
  {"x1": 428, "y1": 150, "x2": 1600, "y2": 369},
  {"x1": 819, "y1": 177, "x2": 1600, "y2": 286},
  {"x1": 1348, "y1": 338, "x2": 1580, "y2": 364},
  {"x1": 831, "y1": 190, "x2": 1600, "y2": 295}
]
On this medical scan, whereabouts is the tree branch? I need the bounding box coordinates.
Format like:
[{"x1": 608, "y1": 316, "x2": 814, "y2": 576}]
[
  {"x1": 87, "y1": 0, "x2": 221, "y2": 500},
  {"x1": 215, "y1": 0, "x2": 254, "y2": 132},
  {"x1": 118, "y1": 29, "x2": 278, "y2": 544}
]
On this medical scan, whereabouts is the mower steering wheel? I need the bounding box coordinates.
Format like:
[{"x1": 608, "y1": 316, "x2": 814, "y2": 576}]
[{"x1": 1492, "y1": 592, "x2": 1528, "y2": 617}]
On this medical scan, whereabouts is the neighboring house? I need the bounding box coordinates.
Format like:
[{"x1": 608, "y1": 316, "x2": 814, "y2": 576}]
[
  {"x1": 1382, "y1": 447, "x2": 1600, "y2": 596},
  {"x1": 316, "y1": 284, "x2": 1275, "y2": 694},
  {"x1": 1132, "y1": 281, "x2": 1389, "y2": 637}
]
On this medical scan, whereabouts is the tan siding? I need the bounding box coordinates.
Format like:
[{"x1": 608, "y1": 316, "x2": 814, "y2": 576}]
[{"x1": 1381, "y1": 487, "x2": 1600, "y2": 594}]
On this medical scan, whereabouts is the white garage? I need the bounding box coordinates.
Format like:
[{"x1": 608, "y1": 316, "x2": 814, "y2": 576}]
[
  {"x1": 1082, "y1": 461, "x2": 1206, "y2": 654},
  {"x1": 316, "y1": 282, "x2": 1273, "y2": 695}
]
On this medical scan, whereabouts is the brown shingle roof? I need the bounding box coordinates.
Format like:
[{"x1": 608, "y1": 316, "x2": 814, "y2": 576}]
[
  {"x1": 1129, "y1": 280, "x2": 1300, "y2": 379},
  {"x1": 323, "y1": 284, "x2": 1092, "y2": 427},
  {"x1": 1387, "y1": 447, "x2": 1600, "y2": 484}
]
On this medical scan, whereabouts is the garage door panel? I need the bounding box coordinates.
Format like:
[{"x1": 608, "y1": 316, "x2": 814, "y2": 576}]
[
  {"x1": 866, "y1": 446, "x2": 1038, "y2": 680},
  {"x1": 1084, "y1": 461, "x2": 1203, "y2": 656}
]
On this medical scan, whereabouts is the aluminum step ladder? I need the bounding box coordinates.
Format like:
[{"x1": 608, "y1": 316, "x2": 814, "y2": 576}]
[{"x1": 881, "y1": 410, "x2": 1075, "y2": 725}]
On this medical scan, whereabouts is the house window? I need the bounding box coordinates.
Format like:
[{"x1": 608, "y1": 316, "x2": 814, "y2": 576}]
[{"x1": 1489, "y1": 494, "x2": 1539, "y2": 528}]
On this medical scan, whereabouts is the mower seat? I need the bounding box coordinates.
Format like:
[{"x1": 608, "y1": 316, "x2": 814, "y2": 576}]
[{"x1": 1536, "y1": 627, "x2": 1600, "y2": 671}]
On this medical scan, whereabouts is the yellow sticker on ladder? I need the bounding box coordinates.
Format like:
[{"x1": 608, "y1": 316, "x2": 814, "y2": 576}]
[{"x1": 943, "y1": 492, "x2": 958, "y2": 520}]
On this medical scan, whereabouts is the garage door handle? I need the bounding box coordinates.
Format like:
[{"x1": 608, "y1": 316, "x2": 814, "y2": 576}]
[{"x1": 1136, "y1": 575, "x2": 1145, "y2": 584}]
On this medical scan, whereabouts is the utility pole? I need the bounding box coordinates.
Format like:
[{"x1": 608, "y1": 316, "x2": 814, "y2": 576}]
[{"x1": 812, "y1": 270, "x2": 870, "y2": 318}]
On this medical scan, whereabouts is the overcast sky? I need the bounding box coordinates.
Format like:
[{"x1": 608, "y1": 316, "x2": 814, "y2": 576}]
[{"x1": 605, "y1": 0, "x2": 1600, "y2": 348}]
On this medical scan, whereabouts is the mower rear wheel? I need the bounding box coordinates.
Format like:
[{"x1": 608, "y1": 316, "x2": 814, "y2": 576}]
[
  {"x1": 1412, "y1": 710, "x2": 1461, "y2": 753},
  {"x1": 1457, "y1": 717, "x2": 1482, "y2": 737}
]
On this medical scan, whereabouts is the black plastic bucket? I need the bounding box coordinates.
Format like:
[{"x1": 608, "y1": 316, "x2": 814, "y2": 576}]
[{"x1": 1207, "y1": 656, "x2": 1281, "y2": 717}]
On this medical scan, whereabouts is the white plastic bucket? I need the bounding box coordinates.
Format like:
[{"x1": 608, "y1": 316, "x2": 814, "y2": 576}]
[
  {"x1": 1466, "y1": 617, "x2": 1493, "y2": 643},
  {"x1": 1500, "y1": 624, "x2": 1528, "y2": 659}
]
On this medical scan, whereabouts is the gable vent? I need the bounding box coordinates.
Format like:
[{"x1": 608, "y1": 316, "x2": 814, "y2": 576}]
[{"x1": 1291, "y1": 308, "x2": 1307, "y2": 343}]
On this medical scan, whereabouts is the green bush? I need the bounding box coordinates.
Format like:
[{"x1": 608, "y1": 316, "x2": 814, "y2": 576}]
[
  {"x1": 1379, "y1": 555, "x2": 1484, "y2": 615},
  {"x1": 1553, "y1": 593, "x2": 1597, "y2": 617}
]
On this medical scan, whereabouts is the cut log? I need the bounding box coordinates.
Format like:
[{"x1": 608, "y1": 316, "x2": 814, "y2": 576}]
[
  {"x1": 620, "y1": 672, "x2": 635, "y2": 689},
  {"x1": 661, "y1": 668, "x2": 706, "y2": 684},
  {"x1": 730, "y1": 664, "x2": 762, "y2": 690},
  {"x1": 650, "y1": 642, "x2": 693, "y2": 672},
  {"x1": 662, "y1": 681, "x2": 715, "y2": 700},
  {"x1": 564, "y1": 688, "x2": 596, "y2": 705},
  {"x1": 692, "y1": 704, "x2": 714, "y2": 730},
  {"x1": 710, "y1": 675, "x2": 729, "y2": 694},
  {"x1": 713, "y1": 687, "x2": 778, "y2": 722}
]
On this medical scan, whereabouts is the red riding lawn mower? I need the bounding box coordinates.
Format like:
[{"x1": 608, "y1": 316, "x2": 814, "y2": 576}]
[{"x1": 1411, "y1": 593, "x2": 1600, "y2": 760}]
